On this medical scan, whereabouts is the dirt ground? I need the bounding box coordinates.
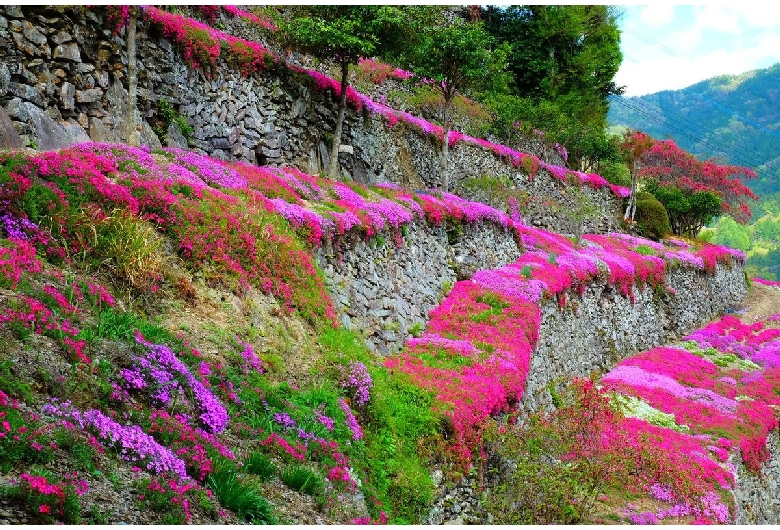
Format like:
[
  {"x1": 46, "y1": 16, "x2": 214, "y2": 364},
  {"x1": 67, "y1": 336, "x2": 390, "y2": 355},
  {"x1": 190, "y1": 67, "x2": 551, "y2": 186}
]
[{"x1": 735, "y1": 282, "x2": 780, "y2": 326}]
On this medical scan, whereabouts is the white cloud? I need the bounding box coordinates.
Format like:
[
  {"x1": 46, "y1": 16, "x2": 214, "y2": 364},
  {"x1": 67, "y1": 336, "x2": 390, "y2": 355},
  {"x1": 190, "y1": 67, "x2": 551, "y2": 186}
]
[
  {"x1": 617, "y1": 4, "x2": 780, "y2": 96},
  {"x1": 693, "y1": 5, "x2": 741, "y2": 33},
  {"x1": 638, "y1": 4, "x2": 675, "y2": 26}
]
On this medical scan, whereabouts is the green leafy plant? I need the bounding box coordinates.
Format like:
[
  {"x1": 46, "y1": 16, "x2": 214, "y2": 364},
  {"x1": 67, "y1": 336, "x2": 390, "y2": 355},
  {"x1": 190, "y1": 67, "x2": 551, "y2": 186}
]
[{"x1": 155, "y1": 99, "x2": 194, "y2": 143}]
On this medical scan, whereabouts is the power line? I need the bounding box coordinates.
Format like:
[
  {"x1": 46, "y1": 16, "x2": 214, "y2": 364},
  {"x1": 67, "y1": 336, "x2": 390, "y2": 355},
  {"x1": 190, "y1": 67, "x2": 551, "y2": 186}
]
[
  {"x1": 613, "y1": 29, "x2": 780, "y2": 176},
  {"x1": 621, "y1": 24, "x2": 777, "y2": 108},
  {"x1": 615, "y1": 87, "x2": 775, "y2": 170},
  {"x1": 609, "y1": 95, "x2": 770, "y2": 173}
]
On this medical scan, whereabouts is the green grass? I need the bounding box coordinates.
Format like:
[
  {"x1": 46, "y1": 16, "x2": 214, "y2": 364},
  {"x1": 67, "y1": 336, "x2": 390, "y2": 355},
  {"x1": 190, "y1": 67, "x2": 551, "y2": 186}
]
[
  {"x1": 280, "y1": 465, "x2": 325, "y2": 496},
  {"x1": 318, "y1": 327, "x2": 439, "y2": 523},
  {"x1": 78, "y1": 306, "x2": 179, "y2": 346},
  {"x1": 206, "y1": 469, "x2": 277, "y2": 524},
  {"x1": 243, "y1": 452, "x2": 277, "y2": 481}
]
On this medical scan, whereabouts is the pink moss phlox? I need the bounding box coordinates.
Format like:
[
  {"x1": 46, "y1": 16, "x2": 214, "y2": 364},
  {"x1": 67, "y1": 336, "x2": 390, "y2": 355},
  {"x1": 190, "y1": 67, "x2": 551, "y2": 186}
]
[
  {"x1": 752, "y1": 277, "x2": 780, "y2": 288},
  {"x1": 0, "y1": 238, "x2": 42, "y2": 289},
  {"x1": 259, "y1": 432, "x2": 306, "y2": 461},
  {"x1": 386, "y1": 281, "x2": 539, "y2": 465},
  {"x1": 603, "y1": 365, "x2": 738, "y2": 415},
  {"x1": 164, "y1": 148, "x2": 247, "y2": 189},
  {"x1": 222, "y1": 5, "x2": 277, "y2": 31}
]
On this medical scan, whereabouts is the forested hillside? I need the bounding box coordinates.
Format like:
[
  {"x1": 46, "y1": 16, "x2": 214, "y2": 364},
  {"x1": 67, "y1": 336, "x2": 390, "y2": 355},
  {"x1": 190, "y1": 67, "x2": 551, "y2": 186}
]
[
  {"x1": 608, "y1": 64, "x2": 780, "y2": 199},
  {"x1": 609, "y1": 64, "x2": 780, "y2": 280}
]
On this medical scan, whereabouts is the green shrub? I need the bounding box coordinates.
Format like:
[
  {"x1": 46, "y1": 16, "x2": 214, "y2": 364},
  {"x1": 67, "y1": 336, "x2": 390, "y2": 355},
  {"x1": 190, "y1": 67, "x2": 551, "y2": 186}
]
[{"x1": 635, "y1": 191, "x2": 671, "y2": 240}]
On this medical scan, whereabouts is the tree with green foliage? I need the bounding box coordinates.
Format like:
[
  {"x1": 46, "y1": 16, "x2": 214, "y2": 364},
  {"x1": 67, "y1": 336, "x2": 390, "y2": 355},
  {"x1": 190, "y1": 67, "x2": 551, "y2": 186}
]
[
  {"x1": 713, "y1": 215, "x2": 752, "y2": 252},
  {"x1": 482, "y1": 5, "x2": 623, "y2": 104},
  {"x1": 404, "y1": 16, "x2": 498, "y2": 192},
  {"x1": 276, "y1": 6, "x2": 407, "y2": 180},
  {"x1": 753, "y1": 214, "x2": 780, "y2": 242},
  {"x1": 645, "y1": 182, "x2": 721, "y2": 237}
]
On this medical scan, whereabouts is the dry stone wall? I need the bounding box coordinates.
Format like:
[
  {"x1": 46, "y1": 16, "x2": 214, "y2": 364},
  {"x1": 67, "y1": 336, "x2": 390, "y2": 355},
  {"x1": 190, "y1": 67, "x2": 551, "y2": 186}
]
[
  {"x1": 315, "y1": 220, "x2": 521, "y2": 355},
  {"x1": 735, "y1": 429, "x2": 780, "y2": 524},
  {"x1": 0, "y1": 5, "x2": 622, "y2": 236},
  {"x1": 525, "y1": 261, "x2": 747, "y2": 412}
]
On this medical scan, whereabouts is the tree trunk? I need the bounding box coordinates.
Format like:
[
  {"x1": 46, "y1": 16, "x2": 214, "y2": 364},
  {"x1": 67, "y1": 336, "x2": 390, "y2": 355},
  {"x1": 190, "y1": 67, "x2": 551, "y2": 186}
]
[
  {"x1": 126, "y1": 6, "x2": 139, "y2": 147},
  {"x1": 624, "y1": 159, "x2": 637, "y2": 222},
  {"x1": 328, "y1": 61, "x2": 349, "y2": 180},
  {"x1": 441, "y1": 95, "x2": 453, "y2": 193}
]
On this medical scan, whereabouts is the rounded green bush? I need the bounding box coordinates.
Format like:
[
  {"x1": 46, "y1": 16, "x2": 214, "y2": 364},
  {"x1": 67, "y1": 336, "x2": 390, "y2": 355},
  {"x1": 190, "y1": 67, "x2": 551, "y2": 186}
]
[{"x1": 635, "y1": 191, "x2": 671, "y2": 240}]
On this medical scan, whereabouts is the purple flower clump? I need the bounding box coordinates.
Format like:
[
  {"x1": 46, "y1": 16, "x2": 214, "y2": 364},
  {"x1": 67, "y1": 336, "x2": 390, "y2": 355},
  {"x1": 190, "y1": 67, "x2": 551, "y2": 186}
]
[
  {"x1": 132, "y1": 334, "x2": 229, "y2": 434},
  {"x1": 629, "y1": 511, "x2": 659, "y2": 525},
  {"x1": 340, "y1": 361, "x2": 373, "y2": 407},
  {"x1": 339, "y1": 398, "x2": 363, "y2": 441},
  {"x1": 314, "y1": 406, "x2": 335, "y2": 431},
  {"x1": 237, "y1": 338, "x2": 264, "y2": 374},
  {"x1": 1, "y1": 211, "x2": 38, "y2": 240},
  {"x1": 273, "y1": 411, "x2": 297, "y2": 431},
  {"x1": 43, "y1": 400, "x2": 188, "y2": 480}
]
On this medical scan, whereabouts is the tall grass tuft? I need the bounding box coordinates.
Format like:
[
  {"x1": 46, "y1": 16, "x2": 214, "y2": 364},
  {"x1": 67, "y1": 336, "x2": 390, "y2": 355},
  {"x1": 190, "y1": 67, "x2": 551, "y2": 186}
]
[
  {"x1": 243, "y1": 452, "x2": 277, "y2": 481},
  {"x1": 206, "y1": 468, "x2": 277, "y2": 524},
  {"x1": 280, "y1": 465, "x2": 325, "y2": 496}
]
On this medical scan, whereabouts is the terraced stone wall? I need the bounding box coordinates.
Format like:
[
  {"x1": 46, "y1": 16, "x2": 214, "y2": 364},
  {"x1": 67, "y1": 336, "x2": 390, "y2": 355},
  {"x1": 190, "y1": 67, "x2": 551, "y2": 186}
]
[
  {"x1": 315, "y1": 220, "x2": 521, "y2": 355},
  {"x1": 526, "y1": 261, "x2": 747, "y2": 411},
  {"x1": 735, "y1": 429, "x2": 780, "y2": 524},
  {"x1": 0, "y1": 5, "x2": 622, "y2": 236}
]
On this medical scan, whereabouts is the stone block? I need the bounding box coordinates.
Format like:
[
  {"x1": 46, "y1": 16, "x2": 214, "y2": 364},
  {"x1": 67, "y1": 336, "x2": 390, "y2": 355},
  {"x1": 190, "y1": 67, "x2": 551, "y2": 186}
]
[
  {"x1": 0, "y1": 107, "x2": 25, "y2": 149},
  {"x1": 0, "y1": 64, "x2": 10, "y2": 97},
  {"x1": 88, "y1": 116, "x2": 116, "y2": 143},
  {"x1": 4, "y1": 5, "x2": 24, "y2": 18},
  {"x1": 21, "y1": 21, "x2": 46, "y2": 45},
  {"x1": 59, "y1": 81, "x2": 75, "y2": 110},
  {"x1": 140, "y1": 119, "x2": 163, "y2": 151},
  {"x1": 52, "y1": 30, "x2": 71, "y2": 45},
  {"x1": 7, "y1": 82, "x2": 44, "y2": 106},
  {"x1": 75, "y1": 87, "x2": 103, "y2": 104},
  {"x1": 61, "y1": 118, "x2": 90, "y2": 143},
  {"x1": 211, "y1": 137, "x2": 230, "y2": 149}
]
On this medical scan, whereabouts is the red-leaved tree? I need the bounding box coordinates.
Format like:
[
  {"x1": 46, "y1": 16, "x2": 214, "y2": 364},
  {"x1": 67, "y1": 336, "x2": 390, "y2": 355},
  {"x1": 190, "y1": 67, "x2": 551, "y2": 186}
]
[
  {"x1": 639, "y1": 139, "x2": 757, "y2": 224},
  {"x1": 620, "y1": 130, "x2": 656, "y2": 222}
]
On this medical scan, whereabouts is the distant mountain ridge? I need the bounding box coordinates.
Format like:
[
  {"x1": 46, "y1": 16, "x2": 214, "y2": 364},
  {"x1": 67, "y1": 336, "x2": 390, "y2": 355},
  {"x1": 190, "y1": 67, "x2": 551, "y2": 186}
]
[{"x1": 607, "y1": 63, "x2": 780, "y2": 197}]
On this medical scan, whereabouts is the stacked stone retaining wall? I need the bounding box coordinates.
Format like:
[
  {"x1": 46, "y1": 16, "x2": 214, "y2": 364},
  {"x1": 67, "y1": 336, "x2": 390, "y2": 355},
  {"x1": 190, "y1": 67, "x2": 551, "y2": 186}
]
[
  {"x1": 735, "y1": 429, "x2": 780, "y2": 524},
  {"x1": 315, "y1": 220, "x2": 521, "y2": 355},
  {"x1": 525, "y1": 261, "x2": 747, "y2": 411},
  {"x1": 0, "y1": 5, "x2": 621, "y2": 236}
]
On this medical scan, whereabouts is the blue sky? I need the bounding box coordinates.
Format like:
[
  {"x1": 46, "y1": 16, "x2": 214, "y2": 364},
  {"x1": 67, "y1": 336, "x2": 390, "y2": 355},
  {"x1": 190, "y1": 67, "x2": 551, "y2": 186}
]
[{"x1": 615, "y1": 4, "x2": 780, "y2": 96}]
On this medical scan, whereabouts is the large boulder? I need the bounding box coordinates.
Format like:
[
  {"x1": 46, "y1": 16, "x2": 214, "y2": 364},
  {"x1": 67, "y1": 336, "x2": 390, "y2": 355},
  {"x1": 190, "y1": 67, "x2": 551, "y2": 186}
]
[
  {"x1": 23, "y1": 102, "x2": 71, "y2": 150},
  {"x1": 0, "y1": 107, "x2": 25, "y2": 149}
]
